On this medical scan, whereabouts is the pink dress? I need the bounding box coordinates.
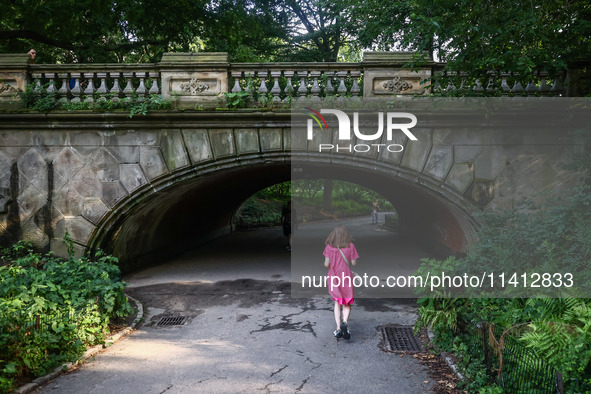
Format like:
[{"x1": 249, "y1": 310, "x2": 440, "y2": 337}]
[{"x1": 324, "y1": 243, "x2": 359, "y2": 305}]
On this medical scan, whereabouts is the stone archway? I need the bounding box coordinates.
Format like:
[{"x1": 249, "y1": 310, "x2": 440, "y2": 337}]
[{"x1": 88, "y1": 152, "x2": 478, "y2": 273}]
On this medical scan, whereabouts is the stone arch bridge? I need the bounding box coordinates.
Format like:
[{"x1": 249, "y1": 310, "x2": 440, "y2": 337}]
[
  {"x1": 0, "y1": 52, "x2": 585, "y2": 272},
  {"x1": 0, "y1": 108, "x2": 583, "y2": 272}
]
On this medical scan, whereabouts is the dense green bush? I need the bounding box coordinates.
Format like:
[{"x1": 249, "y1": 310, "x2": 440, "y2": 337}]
[
  {"x1": 234, "y1": 198, "x2": 283, "y2": 227},
  {"x1": 0, "y1": 237, "x2": 132, "y2": 392},
  {"x1": 236, "y1": 180, "x2": 395, "y2": 227},
  {"x1": 415, "y1": 186, "x2": 591, "y2": 392}
]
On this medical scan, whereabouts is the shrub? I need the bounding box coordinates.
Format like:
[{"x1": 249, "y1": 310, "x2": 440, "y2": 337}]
[
  {"x1": 0, "y1": 236, "x2": 132, "y2": 391},
  {"x1": 414, "y1": 187, "x2": 591, "y2": 391}
]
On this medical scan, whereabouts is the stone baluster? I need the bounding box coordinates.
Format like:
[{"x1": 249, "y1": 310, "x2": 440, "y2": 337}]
[
  {"x1": 324, "y1": 71, "x2": 335, "y2": 96},
  {"x1": 538, "y1": 76, "x2": 551, "y2": 95},
  {"x1": 231, "y1": 71, "x2": 243, "y2": 93},
  {"x1": 136, "y1": 72, "x2": 147, "y2": 101},
  {"x1": 45, "y1": 73, "x2": 57, "y2": 95},
  {"x1": 70, "y1": 73, "x2": 82, "y2": 103},
  {"x1": 297, "y1": 71, "x2": 308, "y2": 101},
  {"x1": 431, "y1": 72, "x2": 443, "y2": 94},
  {"x1": 284, "y1": 71, "x2": 294, "y2": 101},
  {"x1": 432, "y1": 79, "x2": 443, "y2": 94},
  {"x1": 31, "y1": 73, "x2": 43, "y2": 91},
  {"x1": 473, "y1": 79, "x2": 484, "y2": 94},
  {"x1": 485, "y1": 78, "x2": 495, "y2": 94},
  {"x1": 83, "y1": 72, "x2": 95, "y2": 102},
  {"x1": 512, "y1": 80, "x2": 524, "y2": 96},
  {"x1": 109, "y1": 72, "x2": 122, "y2": 101},
  {"x1": 458, "y1": 77, "x2": 467, "y2": 91},
  {"x1": 270, "y1": 71, "x2": 282, "y2": 102},
  {"x1": 96, "y1": 73, "x2": 108, "y2": 101},
  {"x1": 122, "y1": 72, "x2": 134, "y2": 98},
  {"x1": 245, "y1": 72, "x2": 255, "y2": 95},
  {"x1": 445, "y1": 80, "x2": 457, "y2": 92},
  {"x1": 336, "y1": 71, "x2": 348, "y2": 101},
  {"x1": 501, "y1": 75, "x2": 511, "y2": 95},
  {"x1": 257, "y1": 70, "x2": 268, "y2": 98},
  {"x1": 310, "y1": 71, "x2": 321, "y2": 101},
  {"x1": 525, "y1": 79, "x2": 537, "y2": 96},
  {"x1": 149, "y1": 72, "x2": 160, "y2": 95},
  {"x1": 57, "y1": 73, "x2": 69, "y2": 102},
  {"x1": 350, "y1": 71, "x2": 361, "y2": 98}
]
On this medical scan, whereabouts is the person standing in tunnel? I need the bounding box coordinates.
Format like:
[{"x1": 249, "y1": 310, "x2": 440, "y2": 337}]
[
  {"x1": 281, "y1": 201, "x2": 295, "y2": 251},
  {"x1": 371, "y1": 199, "x2": 379, "y2": 224},
  {"x1": 323, "y1": 225, "x2": 359, "y2": 340}
]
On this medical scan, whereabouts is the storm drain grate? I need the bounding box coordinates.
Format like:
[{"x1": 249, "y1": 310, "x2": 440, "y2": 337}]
[
  {"x1": 380, "y1": 326, "x2": 423, "y2": 353},
  {"x1": 157, "y1": 316, "x2": 187, "y2": 326}
]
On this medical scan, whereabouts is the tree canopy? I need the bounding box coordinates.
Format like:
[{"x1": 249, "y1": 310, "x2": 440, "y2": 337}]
[
  {"x1": 351, "y1": 0, "x2": 591, "y2": 76},
  {"x1": 1, "y1": 0, "x2": 589, "y2": 75}
]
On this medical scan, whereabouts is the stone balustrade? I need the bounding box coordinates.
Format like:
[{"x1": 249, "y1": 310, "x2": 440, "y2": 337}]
[
  {"x1": 431, "y1": 69, "x2": 566, "y2": 96},
  {"x1": 0, "y1": 51, "x2": 576, "y2": 109},
  {"x1": 229, "y1": 63, "x2": 362, "y2": 102},
  {"x1": 28, "y1": 65, "x2": 161, "y2": 102}
]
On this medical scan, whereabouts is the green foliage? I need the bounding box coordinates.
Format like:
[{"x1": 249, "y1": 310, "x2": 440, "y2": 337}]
[
  {"x1": 518, "y1": 299, "x2": 591, "y2": 388},
  {"x1": 351, "y1": 0, "x2": 591, "y2": 80},
  {"x1": 127, "y1": 94, "x2": 173, "y2": 117},
  {"x1": 0, "y1": 238, "x2": 132, "y2": 391},
  {"x1": 223, "y1": 91, "x2": 252, "y2": 109},
  {"x1": 19, "y1": 83, "x2": 173, "y2": 117},
  {"x1": 459, "y1": 187, "x2": 591, "y2": 297},
  {"x1": 292, "y1": 179, "x2": 394, "y2": 216},
  {"x1": 235, "y1": 179, "x2": 395, "y2": 227},
  {"x1": 0, "y1": 0, "x2": 209, "y2": 63},
  {"x1": 1, "y1": 0, "x2": 345, "y2": 63},
  {"x1": 16, "y1": 81, "x2": 59, "y2": 112},
  {"x1": 199, "y1": 0, "x2": 289, "y2": 62},
  {"x1": 3, "y1": 0, "x2": 589, "y2": 70},
  {"x1": 415, "y1": 186, "x2": 591, "y2": 390},
  {"x1": 416, "y1": 294, "x2": 462, "y2": 334},
  {"x1": 235, "y1": 198, "x2": 283, "y2": 227},
  {"x1": 235, "y1": 182, "x2": 290, "y2": 227},
  {"x1": 254, "y1": 182, "x2": 291, "y2": 202}
]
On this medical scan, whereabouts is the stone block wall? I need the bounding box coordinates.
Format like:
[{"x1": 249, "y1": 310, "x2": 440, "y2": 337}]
[{"x1": 0, "y1": 107, "x2": 584, "y2": 269}]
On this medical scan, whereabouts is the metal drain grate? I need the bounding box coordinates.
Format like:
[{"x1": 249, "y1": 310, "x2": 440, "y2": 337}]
[
  {"x1": 380, "y1": 325, "x2": 423, "y2": 353},
  {"x1": 157, "y1": 316, "x2": 187, "y2": 326}
]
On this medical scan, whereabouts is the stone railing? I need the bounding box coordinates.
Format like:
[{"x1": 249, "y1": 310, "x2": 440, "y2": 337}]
[
  {"x1": 0, "y1": 51, "x2": 576, "y2": 109},
  {"x1": 228, "y1": 63, "x2": 362, "y2": 102},
  {"x1": 0, "y1": 52, "x2": 433, "y2": 108},
  {"x1": 29, "y1": 64, "x2": 161, "y2": 102},
  {"x1": 431, "y1": 69, "x2": 566, "y2": 96}
]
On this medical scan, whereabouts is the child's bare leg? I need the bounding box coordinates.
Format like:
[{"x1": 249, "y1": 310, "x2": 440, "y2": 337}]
[
  {"x1": 342, "y1": 304, "x2": 351, "y2": 324},
  {"x1": 333, "y1": 301, "x2": 341, "y2": 329}
]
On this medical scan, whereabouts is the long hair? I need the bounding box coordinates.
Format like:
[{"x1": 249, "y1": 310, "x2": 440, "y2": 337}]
[{"x1": 325, "y1": 225, "x2": 353, "y2": 248}]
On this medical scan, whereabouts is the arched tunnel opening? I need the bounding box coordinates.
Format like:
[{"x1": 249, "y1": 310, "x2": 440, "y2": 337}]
[{"x1": 89, "y1": 159, "x2": 478, "y2": 275}]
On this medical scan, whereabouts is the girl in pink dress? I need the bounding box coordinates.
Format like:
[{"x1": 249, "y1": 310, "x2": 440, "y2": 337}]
[{"x1": 323, "y1": 225, "x2": 359, "y2": 340}]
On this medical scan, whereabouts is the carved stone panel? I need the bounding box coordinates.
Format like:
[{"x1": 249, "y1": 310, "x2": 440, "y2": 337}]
[
  {"x1": 176, "y1": 78, "x2": 214, "y2": 95},
  {"x1": 382, "y1": 77, "x2": 413, "y2": 93},
  {"x1": 0, "y1": 82, "x2": 17, "y2": 95},
  {"x1": 161, "y1": 71, "x2": 228, "y2": 107},
  {"x1": 363, "y1": 69, "x2": 431, "y2": 97}
]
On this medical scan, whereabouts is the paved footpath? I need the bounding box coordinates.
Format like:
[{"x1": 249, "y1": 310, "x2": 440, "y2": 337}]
[{"x1": 37, "y1": 218, "x2": 436, "y2": 393}]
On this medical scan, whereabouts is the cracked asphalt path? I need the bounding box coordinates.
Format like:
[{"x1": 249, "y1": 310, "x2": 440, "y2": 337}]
[
  {"x1": 37, "y1": 218, "x2": 437, "y2": 393},
  {"x1": 39, "y1": 280, "x2": 434, "y2": 393}
]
